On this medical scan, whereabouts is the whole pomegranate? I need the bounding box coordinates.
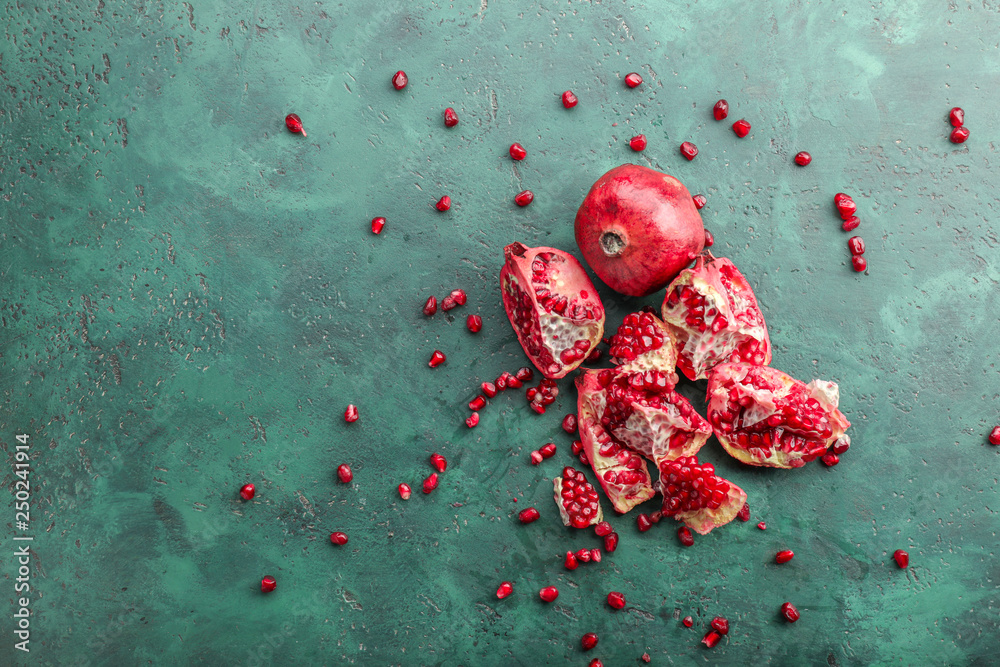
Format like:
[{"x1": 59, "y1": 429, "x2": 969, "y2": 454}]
[{"x1": 575, "y1": 164, "x2": 705, "y2": 297}]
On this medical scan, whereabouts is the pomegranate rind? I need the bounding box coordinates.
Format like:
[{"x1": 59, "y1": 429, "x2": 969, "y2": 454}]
[
  {"x1": 576, "y1": 371, "x2": 656, "y2": 514},
  {"x1": 706, "y1": 363, "x2": 852, "y2": 469},
  {"x1": 661, "y1": 254, "x2": 772, "y2": 381},
  {"x1": 500, "y1": 243, "x2": 606, "y2": 379},
  {"x1": 553, "y1": 474, "x2": 605, "y2": 528}
]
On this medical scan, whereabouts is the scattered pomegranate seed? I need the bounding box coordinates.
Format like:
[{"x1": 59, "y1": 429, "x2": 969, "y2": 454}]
[
  {"x1": 398, "y1": 483, "x2": 411, "y2": 500},
  {"x1": 571, "y1": 440, "x2": 583, "y2": 456},
  {"x1": 530, "y1": 450, "x2": 543, "y2": 465},
  {"x1": 641, "y1": 653, "x2": 651, "y2": 663},
  {"x1": 285, "y1": 113, "x2": 306, "y2": 137},
  {"x1": 950, "y1": 126, "x2": 970, "y2": 144},
  {"x1": 692, "y1": 194, "x2": 707, "y2": 209},
  {"x1": 469, "y1": 396, "x2": 486, "y2": 411},
  {"x1": 422, "y1": 296, "x2": 438, "y2": 316},
  {"x1": 678, "y1": 526, "x2": 694, "y2": 547},
  {"x1": 496, "y1": 581, "x2": 513, "y2": 599},
  {"x1": 540, "y1": 442, "x2": 557, "y2": 458},
  {"x1": 428, "y1": 350, "x2": 446, "y2": 368},
  {"x1": 514, "y1": 190, "x2": 534, "y2": 207},
  {"x1": 794, "y1": 151, "x2": 812, "y2": 166},
  {"x1": 648, "y1": 511, "x2": 662, "y2": 524},
  {"x1": 679, "y1": 141, "x2": 698, "y2": 160},
  {"x1": 370, "y1": 216, "x2": 386, "y2": 235},
  {"x1": 949, "y1": 107, "x2": 965, "y2": 127},
  {"x1": 515, "y1": 367, "x2": 533, "y2": 382},
  {"x1": 344, "y1": 405, "x2": 359, "y2": 423},
  {"x1": 586, "y1": 347, "x2": 602, "y2": 363},
  {"x1": 893, "y1": 549, "x2": 909, "y2": 568},
  {"x1": 261, "y1": 575, "x2": 277, "y2": 593},
  {"x1": 775, "y1": 550, "x2": 794, "y2": 564},
  {"x1": 443, "y1": 107, "x2": 459, "y2": 127},
  {"x1": 337, "y1": 464, "x2": 353, "y2": 484},
  {"x1": 519, "y1": 507, "x2": 540, "y2": 524},
  {"x1": 629, "y1": 134, "x2": 647, "y2": 151},
  {"x1": 239, "y1": 483, "x2": 255, "y2": 501},
  {"x1": 702, "y1": 630, "x2": 721, "y2": 648},
  {"x1": 561, "y1": 90, "x2": 578, "y2": 108},
  {"x1": 624, "y1": 72, "x2": 643, "y2": 88},
  {"x1": 848, "y1": 236, "x2": 866, "y2": 255},
  {"x1": 450, "y1": 288, "x2": 467, "y2": 305},
  {"x1": 481, "y1": 382, "x2": 497, "y2": 398},
  {"x1": 713, "y1": 99, "x2": 729, "y2": 120},
  {"x1": 465, "y1": 314, "x2": 483, "y2": 333},
  {"x1": 441, "y1": 296, "x2": 458, "y2": 311},
  {"x1": 604, "y1": 532, "x2": 619, "y2": 552},
  {"x1": 509, "y1": 143, "x2": 527, "y2": 160},
  {"x1": 581, "y1": 633, "x2": 599, "y2": 651},
  {"x1": 821, "y1": 452, "x2": 840, "y2": 466},
  {"x1": 711, "y1": 617, "x2": 729, "y2": 635},
  {"x1": 637, "y1": 514, "x2": 652, "y2": 532},
  {"x1": 607, "y1": 591, "x2": 626, "y2": 609},
  {"x1": 575, "y1": 548, "x2": 592, "y2": 563},
  {"x1": 429, "y1": 453, "x2": 447, "y2": 473},
  {"x1": 851, "y1": 255, "x2": 867, "y2": 272},
  {"x1": 588, "y1": 660, "x2": 604, "y2": 667},
  {"x1": 737, "y1": 503, "x2": 750, "y2": 522},
  {"x1": 561, "y1": 414, "x2": 578, "y2": 434},
  {"x1": 682, "y1": 616, "x2": 694, "y2": 628},
  {"x1": 841, "y1": 216, "x2": 860, "y2": 232},
  {"x1": 329, "y1": 531, "x2": 349, "y2": 546},
  {"x1": 989, "y1": 426, "x2": 1000, "y2": 445},
  {"x1": 422, "y1": 473, "x2": 439, "y2": 494},
  {"x1": 539, "y1": 586, "x2": 559, "y2": 602},
  {"x1": 590, "y1": 548, "x2": 601, "y2": 563},
  {"x1": 594, "y1": 521, "x2": 613, "y2": 537},
  {"x1": 757, "y1": 521, "x2": 767, "y2": 530},
  {"x1": 465, "y1": 413, "x2": 479, "y2": 428},
  {"x1": 435, "y1": 196, "x2": 451, "y2": 212},
  {"x1": 832, "y1": 436, "x2": 851, "y2": 455},
  {"x1": 835, "y1": 194, "x2": 857, "y2": 220},
  {"x1": 732, "y1": 119, "x2": 751, "y2": 137},
  {"x1": 391, "y1": 70, "x2": 408, "y2": 90},
  {"x1": 704, "y1": 229, "x2": 714, "y2": 248},
  {"x1": 565, "y1": 551, "x2": 579, "y2": 570},
  {"x1": 780, "y1": 602, "x2": 800, "y2": 622}
]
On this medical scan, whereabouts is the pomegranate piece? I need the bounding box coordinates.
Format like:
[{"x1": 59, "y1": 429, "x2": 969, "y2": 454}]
[
  {"x1": 607, "y1": 310, "x2": 679, "y2": 373},
  {"x1": 481, "y1": 381, "x2": 498, "y2": 398},
  {"x1": 702, "y1": 630, "x2": 721, "y2": 648},
  {"x1": 692, "y1": 194, "x2": 707, "y2": 210},
  {"x1": 519, "y1": 507, "x2": 540, "y2": 524},
  {"x1": 428, "y1": 350, "x2": 446, "y2": 368},
  {"x1": 540, "y1": 443, "x2": 557, "y2": 458},
  {"x1": 564, "y1": 551, "x2": 579, "y2": 570},
  {"x1": 624, "y1": 72, "x2": 643, "y2": 88},
  {"x1": 989, "y1": 426, "x2": 1000, "y2": 445},
  {"x1": 661, "y1": 253, "x2": 772, "y2": 381},
  {"x1": 606, "y1": 591, "x2": 626, "y2": 609},
  {"x1": 261, "y1": 575, "x2": 277, "y2": 593},
  {"x1": 950, "y1": 126, "x2": 970, "y2": 144},
  {"x1": 496, "y1": 581, "x2": 513, "y2": 599},
  {"x1": 539, "y1": 586, "x2": 559, "y2": 602},
  {"x1": 731, "y1": 119, "x2": 750, "y2": 137},
  {"x1": 466, "y1": 314, "x2": 483, "y2": 333},
  {"x1": 443, "y1": 107, "x2": 459, "y2": 127},
  {"x1": 553, "y1": 466, "x2": 605, "y2": 528},
  {"x1": 398, "y1": 483, "x2": 411, "y2": 500},
  {"x1": 780, "y1": 602, "x2": 800, "y2": 622},
  {"x1": 465, "y1": 413, "x2": 479, "y2": 428},
  {"x1": 848, "y1": 236, "x2": 865, "y2": 255},
  {"x1": 595, "y1": 521, "x2": 613, "y2": 537},
  {"x1": 344, "y1": 405, "x2": 359, "y2": 423},
  {"x1": 370, "y1": 216, "x2": 386, "y2": 235},
  {"x1": 430, "y1": 453, "x2": 447, "y2": 473},
  {"x1": 581, "y1": 633, "x2": 599, "y2": 651},
  {"x1": 706, "y1": 363, "x2": 851, "y2": 469},
  {"x1": 422, "y1": 296, "x2": 437, "y2": 316},
  {"x1": 391, "y1": 70, "x2": 408, "y2": 90},
  {"x1": 737, "y1": 503, "x2": 750, "y2": 521},
  {"x1": 240, "y1": 483, "x2": 255, "y2": 501},
  {"x1": 682, "y1": 616, "x2": 694, "y2": 628},
  {"x1": 514, "y1": 190, "x2": 534, "y2": 207},
  {"x1": 677, "y1": 525, "x2": 694, "y2": 546},
  {"x1": 561, "y1": 90, "x2": 578, "y2": 108},
  {"x1": 509, "y1": 143, "x2": 527, "y2": 160},
  {"x1": 422, "y1": 473, "x2": 439, "y2": 494},
  {"x1": 562, "y1": 414, "x2": 578, "y2": 434},
  {"x1": 604, "y1": 532, "x2": 619, "y2": 552},
  {"x1": 841, "y1": 216, "x2": 860, "y2": 232},
  {"x1": 500, "y1": 243, "x2": 606, "y2": 378},
  {"x1": 711, "y1": 617, "x2": 729, "y2": 635},
  {"x1": 893, "y1": 549, "x2": 909, "y2": 568},
  {"x1": 680, "y1": 141, "x2": 698, "y2": 160},
  {"x1": 637, "y1": 513, "x2": 653, "y2": 532},
  {"x1": 659, "y1": 456, "x2": 748, "y2": 535},
  {"x1": 949, "y1": 107, "x2": 964, "y2": 127},
  {"x1": 851, "y1": 255, "x2": 867, "y2": 272},
  {"x1": 337, "y1": 464, "x2": 353, "y2": 484},
  {"x1": 285, "y1": 113, "x2": 306, "y2": 137},
  {"x1": 820, "y1": 452, "x2": 840, "y2": 466},
  {"x1": 629, "y1": 134, "x2": 647, "y2": 151},
  {"x1": 794, "y1": 151, "x2": 812, "y2": 166},
  {"x1": 435, "y1": 196, "x2": 451, "y2": 212},
  {"x1": 713, "y1": 99, "x2": 729, "y2": 120},
  {"x1": 775, "y1": 549, "x2": 794, "y2": 564},
  {"x1": 329, "y1": 531, "x2": 348, "y2": 546}
]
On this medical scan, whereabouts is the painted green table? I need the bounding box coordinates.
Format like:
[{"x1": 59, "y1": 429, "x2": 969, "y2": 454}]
[{"x1": 3, "y1": 0, "x2": 999, "y2": 664}]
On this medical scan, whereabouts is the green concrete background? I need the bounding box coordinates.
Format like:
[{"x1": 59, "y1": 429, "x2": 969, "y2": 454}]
[{"x1": 2, "y1": 0, "x2": 999, "y2": 664}]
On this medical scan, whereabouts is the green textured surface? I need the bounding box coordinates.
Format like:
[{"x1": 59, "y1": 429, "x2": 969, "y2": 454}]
[{"x1": 3, "y1": 0, "x2": 1000, "y2": 664}]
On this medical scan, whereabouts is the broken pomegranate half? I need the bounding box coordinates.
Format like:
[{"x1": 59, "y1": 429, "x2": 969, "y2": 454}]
[
  {"x1": 657, "y1": 456, "x2": 747, "y2": 535},
  {"x1": 553, "y1": 466, "x2": 604, "y2": 528}
]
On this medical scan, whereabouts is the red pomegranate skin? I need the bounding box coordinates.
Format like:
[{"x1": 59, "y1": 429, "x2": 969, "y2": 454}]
[{"x1": 575, "y1": 164, "x2": 705, "y2": 297}]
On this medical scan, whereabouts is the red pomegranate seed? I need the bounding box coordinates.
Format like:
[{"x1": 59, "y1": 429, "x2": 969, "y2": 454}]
[
  {"x1": 430, "y1": 453, "x2": 447, "y2": 473},
  {"x1": 435, "y1": 196, "x2": 451, "y2": 212},
  {"x1": 794, "y1": 151, "x2": 812, "y2": 166},
  {"x1": 507, "y1": 377, "x2": 523, "y2": 391},
  {"x1": 629, "y1": 134, "x2": 647, "y2": 151},
  {"x1": 820, "y1": 452, "x2": 840, "y2": 466},
  {"x1": 329, "y1": 531, "x2": 348, "y2": 546},
  {"x1": 561, "y1": 90, "x2": 578, "y2": 108},
  {"x1": 832, "y1": 436, "x2": 851, "y2": 455},
  {"x1": 641, "y1": 653, "x2": 651, "y2": 663},
  {"x1": 576, "y1": 448, "x2": 587, "y2": 464},
  {"x1": 776, "y1": 549, "x2": 794, "y2": 564},
  {"x1": 391, "y1": 70, "x2": 408, "y2": 90},
  {"x1": 344, "y1": 404, "x2": 359, "y2": 423},
  {"x1": 590, "y1": 548, "x2": 601, "y2": 563},
  {"x1": 678, "y1": 526, "x2": 694, "y2": 547},
  {"x1": 509, "y1": 143, "x2": 527, "y2": 160},
  {"x1": 571, "y1": 440, "x2": 583, "y2": 456},
  {"x1": 648, "y1": 510, "x2": 662, "y2": 524},
  {"x1": 370, "y1": 217, "x2": 386, "y2": 235},
  {"x1": 422, "y1": 472, "x2": 439, "y2": 494},
  {"x1": 702, "y1": 630, "x2": 721, "y2": 648},
  {"x1": 496, "y1": 581, "x2": 513, "y2": 599},
  {"x1": 711, "y1": 617, "x2": 729, "y2": 635},
  {"x1": 989, "y1": 426, "x2": 1000, "y2": 445},
  {"x1": 443, "y1": 107, "x2": 459, "y2": 127},
  {"x1": 466, "y1": 314, "x2": 483, "y2": 333},
  {"x1": 836, "y1": 195, "x2": 857, "y2": 220},
  {"x1": 682, "y1": 616, "x2": 694, "y2": 628},
  {"x1": 732, "y1": 119, "x2": 751, "y2": 137},
  {"x1": 589, "y1": 660, "x2": 604, "y2": 667},
  {"x1": 450, "y1": 288, "x2": 467, "y2": 305},
  {"x1": 604, "y1": 532, "x2": 619, "y2": 552},
  {"x1": 713, "y1": 99, "x2": 729, "y2": 120},
  {"x1": 692, "y1": 194, "x2": 707, "y2": 209},
  {"x1": 261, "y1": 575, "x2": 277, "y2": 593},
  {"x1": 704, "y1": 229, "x2": 714, "y2": 248},
  {"x1": 422, "y1": 296, "x2": 437, "y2": 316},
  {"x1": 530, "y1": 450, "x2": 543, "y2": 465},
  {"x1": 561, "y1": 414, "x2": 578, "y2": 434},
  {"x1": 540, "y1": 442, "x2": 557, "y2": 458},
  {"x1": 515, "y1": 367, "x2": 533, "y2": 382},
  {"x1": 594, "y1": 521, "x2": 613, "y2": 537},
  {"x1": 469, "y1": 396, "x2": 487, "y2": 411},
  {"x1": 841, "y1": 216, "x2": 860, "y2": 232},
  {"x1": 893, "y1": 549, "x2": 909, "y2": 568},
  {"x1": 539, "y1": 586, "x2": 559, "y2": 602},
  {"x1": 780, "y1": 602, "x2": 800, "y2": 622},
  {"x1": 607, "y1": 591, "x2": 626, "y2": 609},
  {"x1": 848, "y1": 236, "x2": 866, "y2": 255},
  {"x1": 514, "y1": 190, "x2": 534, "y2": 207},
  {"x1": 679, "y1": 141, "x2": 698, "y2": 160},
  {"x1": 950, "y1": 126, "x2": 970, "y2": 144},
  {"x1": 428, "y1": 350, "x2": 446, "y2": 368},
  {"x1": 337, "y1": 464, "x2": 353, "y2": 484},
  {"x1": 285, "y1": 113, "x2": 306, "y2": 137},
  {"x1": 575, "y1": 548, "x2": 592, "y2": 563},
  {"x1": 240, "y1": 483, "x2": 255, "y2": 501},
  {"x1": 581, "y1": 632, "x2": 599, "y2": 651},
  {"x1": 565, "y1": 551, "x2": 579, "y2": 570},
  {"x1": 519, "y1": 507, "x2": 540, "y2": 524},
  {"x1": 851, "y1": 255, "x2": 867, "y2": 272},
  {"x1": 441, "y1": 296, "x2": 457, "y2": 311},
  {"x1": 949, "y1": 107, "x2": 965, "y2": 127},
  {"x1": 586, "y1": 347, "x2": 602, "y2": 363},
  {"x1": 637, "y1": 513, "x2": 652, "y2": 532},
  {"x1": 398, "y1": 483, "x2": 411, "y2": 500},
  {"x1": 465, "y1": 413, "x2": 479, "y2": 428},
  {"x1": 624, "y1": 72, "x2": 643, "y2": 88},
  {"x1": 481, "y1": 382, "x2": 497, "y2": 398},
  {"x1": 757, "y1": 521, "x2": 767, "y2": 530},
  {"x1": 737, "y1": 503, "x2": 750, "y2": 522}
]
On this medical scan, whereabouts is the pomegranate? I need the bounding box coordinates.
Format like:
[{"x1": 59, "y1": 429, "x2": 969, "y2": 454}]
[
  {"x1": 285, "y1": 113, "x2": 306, "y2": 137},
  {"x1": 329, "y1": 531, "x2": 348, "y2": 546},
  {"x1": 606, "y1": 310, "x2": 679, "y2": 375},
  {"x1": 435, "y1": 196, "x2": 451, "y2": 212},
  {"x1": 637, "y1": 513, "x2": 652, "y2": 532},
  {"x1": 261, "y1": 576, "x2": 277, "y2": 593},
  {"x1": 564, "y1": 551, "x2": 579, "y2": 570},
  {"x1": 832, "y1": 435, "x2": 851, "y2": 454},
  {"x1": 950, "y1": 127, "x2": 970, "y2": 144},
  {"x1": 540, "y1": 442, "x2": 557, "y2": 458},
  {"x1": 337, "y1": 464, "x2": 353, "y2": 483},
  {"x1": 575, "y1": 548, "x2": 591, "y2": 563},
  {"x1": 775, "y1": 550, "x2": 794, "y2": 564},
  {"x1": 519, "y1": 507, "x2": 540, "y2": 524},
  {"x1": 835, "y1": 194, "x2": 857, "y2": 220},
  {"x1": 423, "y1": 297, "x2": 437, "y2": 316},
  {"x1": 624, "y1": 72, "x2": 643, "y2": 88},
  {"x1": 422, "y1": 473, "x2": 439, "y2": 493},
  {"x1": 989, "y1": 426, "x2": 1000, "y2": 445},
  {"x1": 706, "y1": 363, "x2": 852, "y2": 468},
  {"x1": 894, "y1": 549, "x2": 909, "y2": 568},
  {"x1": 430, "y1": 453, "x2": 447, "y2": 473},
  {"x1": 515, "y1": 366, "x2": 534, "y2": 382},
  {"x1": 711, "y1": 617, "x2": 729, "y2": 635},
  {"x1": 704, "y1": 230, "x2": 714, "y2": 248},
  {"x1": 677, "y1": 526, "x2": 694, "y2": 546},
  {"x1": 848, "y1": 236, "x2": 865, "y2": 255},
  {"x1": 949, "y1": 107, "x2": 964, "y2": 127},
  {"x1": 370, "y1": 216, "x2": 385, "y2": 235},
  {"x1": 737, "y1": 503, "x2": 750, "y2": 521},
  {"x1": 539, "y1": 586, "x2": 559, "y2": 602},
  {"x1": 629, "y1": 134, "x2": 647, "y2": 151},
  {"x1": 581, "y1": 633, "x2": 599, "y2": 651},
  {"x1": 466, "y1": 314, "x2": 483, "y2": 333},
  {"x1": 608, "y1": 591, "x2": 626, "y2": 609},
  {"x1": 391, "y1": 70, "x2": 408, "y2": 90},
  {"x1": 514, "y1": 190, "x2": 534, "y2": 207},
  {"x1": 658, "y1": 457, "x2": 747, "y2": 534},
  {"x1": 702, "y1": 631, "x2": 721, "y2": 648},
  {"x1": 589, "y1": 660, "x2": 603, "y2": 667},
  {"x1": 496, "y1": 581, "x2": 513, "y2": 599},
  {"x1": 562, "y1": 414, "x2": 578, "y2": 434},
  {"x1": 239, "y1": 483, "x2": 255, "y2": 501},
  {"x1": 780, "y1": 602, "x2": 800, "y2": 622},
  {"x1": 594, "y1": 521, "x2": 613, "y2": 537},
  {"x1": 530, "y1": 450, "x2": 543, "y2": 465},
  {"x1": 574, "y1": 164, "x2": 705, "y2": 297},
  {"x1": 509, "y1": 143, "x2": 527, "y2": 160},
  {"x1": 398, "y1": 483, "x2": 411, "y2": 500},
  {"x1": 553, "y1": 466, "x2": 604, "y2": 528},
  {"x1": 481, "y1": 381, "x2": 497, "y2": 398},
  {"x1": 603, "y1": 532, "x2": 619, "y2": 552},
  {"x1": 794, "y1": 151, "x2": 812, "y2": 166},
  {"x1": 428, "y1": 350, "x2": 446, "y2": 368},
  {"x1": 679, "y1": 141, "x2": 698, "y2": 160},
  {"x1": 851, "y1": 256, "x2": 867, "y2": 272},
  {"x1": 732, "y1": 119, "x2": 750, "y2": 137},
  {"x1": 443, "y1": 107, "x2": 459, "y2": 127},
  {"x1": 713, "y1": 99, "x2": 729, "y2": 120},
  {"x1": 344, "y1": 405, "x2": 359, "y2": 423},
  {"x1": 841, "y1": 217, "x2": 860, "y2": 232},
  {"x1": 500, "y1": 243, "x2": 605, "y2": 378},
  {"x1": 692, "y1": 194, "x2": 706, "y2": 210},
  {"x1": 469, "y1": 396, "x2": 486, "y2": 411},
  {"x1": 590, "y1": 548, "x2": 602, "y2": 562},
  {"x1": 561, "y1": 90, "x2": 578, "y2": 108},
  {"x1": 465, "y1": 413, "x2": 479, "y2": 428},
  {"x1": 758, "y1": 521, "x2": 766, "y2": 530},
  {"x1": 820, "y1": 452, "x2": 839, "y2": 466},
  {"x1": 682, "y1": 616, "x2": 694, "y2": 627}
]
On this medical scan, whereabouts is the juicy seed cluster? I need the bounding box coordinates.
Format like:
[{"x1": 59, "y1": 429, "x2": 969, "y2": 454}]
[
  {"x1": 602, "y1": 373, "x2": 688, "y2": 432},
  {"x1": 608, "y1": 311, "x2": 666, "y2": 362},
  {"x1": 559, "y1": 467, "x2": 601, "y2": 528},
  {"x1": 658, "y1": 457, "x2": 731, "y2": 515}
]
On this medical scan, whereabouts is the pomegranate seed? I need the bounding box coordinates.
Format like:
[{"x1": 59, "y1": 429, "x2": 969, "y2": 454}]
[
  {"x1": 561, "y1": 90, "x2": 578, "y2": 108},
  {"x1": 576, "y1": 448, "x2": 587, "y2": 464},
  {"x1": 713, "y1": 99, "x2": 729, "y2": 120},
  {"x1": 841, "y1": 216, "x2": 860, "y2": 232},
  {"x1": 637, "y1": 514, "x2": 652, "y2": 532},
  {"x1": 758, "y1": 521, "x2": 767, "y2": 530},
  {"x1": 732, "y1": 119, "x2": 751, "y2": 137},
  {"x1": 540, "y1": 442, "x2": 557, "y2": 458},
  {"x1": 571, "y1": 440, "x2": 583, "y2": 455},
  {"x1": 832, "y1": 436, "x2": 851, "y2": 455},
  {"x1": 428, "y1": 350, "x2": 446, "y2": 368},
  {"x1": 581, "y1": 632, "x2": 599, "y2": 651},
  {"x1": 398, "y1": 483, "x2": 411, "y2": 500},
  {"x1": 624, "y1": 72, "x2": 643, "y2": 88},
  {"x1": 821, "y1": 452, "x2": 840, "y2": 467},
  {"x1": 344, "y1": 405, "x2": 359, "y2": 423},
  {"x1": 586, "y1": 347, "x2": 602, "y2": 363},
  {"x1": 607, "y1": 591, "x2": 626, "y2": 609},
  {"x1": 465, "y1": 413, "x2": 479, "y2": 428},
  {"x1": 794, "y1": 151, "x2": 812, "y2": 166},
  {"x1": 629, "y1": 134, "x2": 647, "y2": 151},
  {"x1": 989, "y1": 426, "x2": 1000, "y2": 445},
  {"x1": 481, "y1": 382, "x2": 497, "y2": 398},
  {"x1": 430, "y1": 453, "x2": 447, "y2": 473},
  {"x1": 702, "y1": 630, "x2": 721, "y2": 648},
  {"x1": 949, "y1": 107, "x2": 965, "y2": 127},
  {"x1": 594, "y1": 521, "x2": 613, "y2": 537},
  {"x1": 775, "y1": 550, "x2": 794, "y2": 564},
  {"x1": 443, "y1": 107, "x2": 459, "y2": 127},
  {"x1": 848, "y1": 236, "x2": 866, "y2": 255},
  {"x1": 575, "y1": 548, "x2": 592, "y2": 563},
  {"x1": 590, "y1": 548, "x2": 601, "y2": 563},
  {"x1": 561, "y1": 414, "x2": 578, "y2": 434},
  {"x1": 337, "y1": 464, "x2": 353, "y2": 484},
  {"x1": 950, "y1": 126, "x2": 970, "y2": 144},
  {"x1": 604, "y1": 532, "x2": 619, "y2": 552},
  {"x1": 679, "y1": 141, "x2": 698, "y2": 160},
  {"x1": 530, "y1": 450, "x2": 543, "y2": 465},
  {"x1": 678, "y1": 526, "x2": 694, "y2": 547},
  {"x1": 466, "y1": 314, "x2": 483, "y2": 333},
  {"x1": 711, "y1": 617, "x2": 729, "y2": 635},
  {"x1": 515, "y1": 367, "x2": 533, "y2": 382},
  {"x1": 642, "y1": 653, "x2": 651, "y2": 663},
  {"x1": 506, "y1": 374, "x2": 524, "y2": 389},
  {"x1": 893, "y1": 549, "x2": 909, "y2": 568},
  {"x1": 450, "y1": 288, "x2": 467, "y2": 305},
  {"x1": 469, "y1": 396, "x2": 487, "y2": 411},
  {"x1": 648, "y1": 511, "x2": 662, "y2": 524},
  {"x1": 285, "y1": 113, "x2": 306, "y2": 137},
  {"x1": 509, "y1": 143, "x2": 527, "y2": 160},
  {"x1": 422, "y1": 472, "x2": 439, "y2": 494},
  {"x1": 514, "y1": 190, "x2": 534, "y2": 207},
  {"x1": 851, "y1": 255, "x2": 867, "y2": 272},
  {"x1": 589, "y1": 660, "x2": 604, "y2": 667},
  {"x1": 239, "y1": 483, "x2": 255, "y2": 501},
  {"x1": 435, "y1": 196, "x2": 451, "y2": 212},
  {"x1": 261, "y1": 575, "x2": 277, "y2": 593},
  {"x1": 692, "y1": 194, "x2": 707, "y2": 209},
  {"x1": 682, "y1": 616, "x2": 694, "y2": 628},
  {"x1": 519, "y1": 507, "x2": 540, "y2": 524},
  {"x1": 539, "y1": 586, "x2": 559, "y2": 602},
  {"x1": 704, "y1": 229, "x2": 714, "y2": 248},
  {"x1": 737, "y1": 503, "x2": 750, "y2": 522},
  {"x1": 422, "y1": 296, "x2": 437, "y2": 316},
  {"x1": 780, "y1": 602, "x2": 800, "y2": 622},
  {"x1": 836, "y1": 195, "x2": 857, "y2": 220},
  {"x1": 496, "y1": 581, "x2": 513, "y2": 599},
  {"x1": 565, "y1": 551, "x2": 579, "y2": 570},
  {"x1": 391, "y1": 70, "x2": 408, "y2": 90},
  {"x1": 370, "y1": 216, "x2": 386, "y2": 235},
  {"x1": 833, "y1": 192, "x2": 853, "y2": 206},
  {"x1": 441, "y1": 296, "x2": 457, "y2": 311},
  {"x1": 329, "y1": 531, "x2": 348, "y2": 546}
]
